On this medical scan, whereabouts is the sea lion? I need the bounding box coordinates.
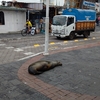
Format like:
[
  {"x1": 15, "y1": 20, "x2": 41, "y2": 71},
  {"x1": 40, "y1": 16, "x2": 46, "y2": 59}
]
[{"x1": 28, "y1": 60, "x2": 62, "y2": 75}]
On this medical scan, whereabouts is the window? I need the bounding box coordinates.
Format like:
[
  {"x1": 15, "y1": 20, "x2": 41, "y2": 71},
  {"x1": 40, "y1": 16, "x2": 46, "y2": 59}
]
[
  {"x1": 0, "y1": 11, "x2": 5, "y2": 25},
  {"x1": 53, "y1": 16, "x2": 66, "y2": 26},
  {"x1": 67, "y1": 17, "x2": 74, "y2": 26}
]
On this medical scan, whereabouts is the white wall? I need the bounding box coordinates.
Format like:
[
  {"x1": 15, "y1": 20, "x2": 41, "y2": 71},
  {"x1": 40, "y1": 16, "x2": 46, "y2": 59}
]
[
  {"x1": 0, "y1": 0, "x2": 41, "y2": 3},
  {"x1": 28, "y1": 3, "x2": 43, "y2": 10},
  {"x1": 0, "y1": 10, "x2": 26, "y2": 33},
  {"x1": 43, "y1": 0, "x2": 65, "y2": 6},
  {"x1": 15, "y1": 0, "x2": 41, "y2": 3}
]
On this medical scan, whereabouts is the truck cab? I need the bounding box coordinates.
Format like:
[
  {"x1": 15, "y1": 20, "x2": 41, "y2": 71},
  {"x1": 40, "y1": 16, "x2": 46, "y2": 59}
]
[{"x1": 51, "y1": 15, "x2": 76, "y2": 39}]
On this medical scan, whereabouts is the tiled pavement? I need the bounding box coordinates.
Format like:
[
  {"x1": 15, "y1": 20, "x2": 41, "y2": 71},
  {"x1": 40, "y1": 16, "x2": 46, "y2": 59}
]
[
  {"x1": 0, "y1": 33, "x2": 45, "y2": 64},
  {"x1": 17, "y1": 42, "x2": 100, "y2": 100},
  {"x1": 1, "y1": 32, "x2": 100, "y2": 100}
]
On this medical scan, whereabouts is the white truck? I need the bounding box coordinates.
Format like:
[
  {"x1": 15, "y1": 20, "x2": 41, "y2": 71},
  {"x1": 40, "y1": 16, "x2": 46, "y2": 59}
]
[{"x1": 51, "y1": 8, "x2": 96, "y2": 39}]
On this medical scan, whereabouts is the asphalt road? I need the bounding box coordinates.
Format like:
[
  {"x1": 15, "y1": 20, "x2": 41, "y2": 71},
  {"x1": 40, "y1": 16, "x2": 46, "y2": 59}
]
[{"x1": 0, "y1": 26, "x2": 100, "y2": 64}]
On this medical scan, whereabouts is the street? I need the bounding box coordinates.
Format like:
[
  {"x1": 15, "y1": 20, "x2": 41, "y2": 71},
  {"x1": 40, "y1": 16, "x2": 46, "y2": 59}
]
[{"x1": 0, "y1": 26, "x2": 100, "y2": 64}]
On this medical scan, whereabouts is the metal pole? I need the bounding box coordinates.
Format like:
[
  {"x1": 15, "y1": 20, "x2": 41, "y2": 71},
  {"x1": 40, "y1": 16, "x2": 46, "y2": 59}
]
[
  {"x1": 43, "y1": 0, "x2": 49, "y2": 55},
  {"x1": 27, "y1": 10, "x2": 29, "y2": 20}
]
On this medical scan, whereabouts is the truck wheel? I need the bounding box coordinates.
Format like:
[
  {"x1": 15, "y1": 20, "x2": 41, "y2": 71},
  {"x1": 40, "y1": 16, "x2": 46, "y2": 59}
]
[
  {"x1": 56, "y1": 36, "x2": 61, "y2": 39},
  {"x1": 69, "y1": 32, "x2": 75, "y2": 40},
  {"x1": 88, "y1": 31, "x2": 90, "y2": 36},
  {"x1": 83, "y1": 31, "x2": 89, "y2": 38}
]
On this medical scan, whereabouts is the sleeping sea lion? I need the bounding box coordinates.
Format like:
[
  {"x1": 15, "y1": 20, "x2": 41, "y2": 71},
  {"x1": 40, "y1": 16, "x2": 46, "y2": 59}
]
[{"x1": 28, "y1": 60, "x2": 62, "y2": 75}]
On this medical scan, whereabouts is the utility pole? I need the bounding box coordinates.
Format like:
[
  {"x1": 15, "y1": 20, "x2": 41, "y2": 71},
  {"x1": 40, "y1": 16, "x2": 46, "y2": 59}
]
[
  {"x1": 43, "y1": 0, "x2": 49, "y2": 55},
  {"x1": 27, "y1": 10, "x2": 29, "y2": 20}
]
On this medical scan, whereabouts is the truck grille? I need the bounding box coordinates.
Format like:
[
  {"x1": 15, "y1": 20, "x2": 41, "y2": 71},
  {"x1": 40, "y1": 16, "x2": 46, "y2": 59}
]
[{"x1": 53, "y1": 30, "x2": 60, "y2": 33}]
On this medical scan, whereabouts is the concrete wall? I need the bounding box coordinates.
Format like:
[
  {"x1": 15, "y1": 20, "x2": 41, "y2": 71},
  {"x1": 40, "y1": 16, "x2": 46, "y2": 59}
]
[
  {"x1": 43, "y1": 0, "x2": 65, "y2": 6},
  {"x1": 27, "y1": 3, "x2": 43, "y2": 10},
  {"x1": 18, "y1": 0, "x2": 40, "y2": 3},
  {"x1": 0, "y1": 10, "x2": 26, "y2": 33}
]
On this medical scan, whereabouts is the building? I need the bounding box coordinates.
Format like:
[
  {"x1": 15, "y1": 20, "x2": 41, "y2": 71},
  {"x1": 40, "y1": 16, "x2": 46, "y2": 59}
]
[
  {"x1": 64, "y1": 0, "x2": 82, "y2": 8},
  {"x1": 0, "y1": 6, "x2": 26, "y2": 33},
  {"x1": 64, "y1": 0, "x2": 96, "y2": 9},
  {"x1": 82, "y1": 0, "x2": 95, "y2": 9},
  {"x1": 0, "y1": 0, "x2": 98, "y2": 33},
  {"x1": 0, "y1": 0, "x2": 43, "y2": 33}
]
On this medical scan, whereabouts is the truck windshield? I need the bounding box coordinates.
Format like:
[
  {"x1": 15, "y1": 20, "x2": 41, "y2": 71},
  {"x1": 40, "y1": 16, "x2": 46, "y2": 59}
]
[{"x1": 53, "y1": 16, "x2": 66, "y2": 25}]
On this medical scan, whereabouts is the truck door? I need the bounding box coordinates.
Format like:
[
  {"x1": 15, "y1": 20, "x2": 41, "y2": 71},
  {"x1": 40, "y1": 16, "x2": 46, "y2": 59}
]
[{"x1": 65, "y1": 17, "x2": 75, "y2": 36}]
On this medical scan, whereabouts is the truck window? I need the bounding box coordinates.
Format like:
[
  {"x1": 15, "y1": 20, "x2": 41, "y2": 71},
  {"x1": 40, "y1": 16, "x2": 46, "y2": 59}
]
[
  {"x1": 53, "y1": 16, "x2": 66, "y2": 26},
  {"x1": 67, "y1": 17, "x2": 74, "y2": 26}
]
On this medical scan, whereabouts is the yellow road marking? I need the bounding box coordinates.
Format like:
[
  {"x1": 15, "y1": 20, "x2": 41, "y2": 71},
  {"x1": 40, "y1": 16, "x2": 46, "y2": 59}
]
[
  {"x1": 33, "y1": 37, "x2": 96, "y2": 48},
  {"x1": 92, "y1": 37, "x2": 96, "y2": 39},
  {"x1": 74, "y1": 40, "x2": 78, "y2": 42},
  {"x1": 50, "y1": 42, "x2": 55, "y2": 45},
  {"x1": 64, "y1": 41, "x2": 68, "y2": 43},
  {"x1": 84, "y1": 38, "x2": 88, "y2": 40},
  {"x1": 34, "y1": 44, "x2": 40, "y2": 47}
]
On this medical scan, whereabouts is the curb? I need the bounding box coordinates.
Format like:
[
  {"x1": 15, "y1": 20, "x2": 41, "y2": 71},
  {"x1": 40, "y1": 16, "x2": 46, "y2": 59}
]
[{"x1": 0, "y1": 33, "x2": 45, "y2": 41}]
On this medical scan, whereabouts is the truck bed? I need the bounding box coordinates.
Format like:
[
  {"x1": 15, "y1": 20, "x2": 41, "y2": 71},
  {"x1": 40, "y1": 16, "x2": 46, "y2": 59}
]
[{"x1": 75, "y1": 21, "x2": 95, "y2": 31}]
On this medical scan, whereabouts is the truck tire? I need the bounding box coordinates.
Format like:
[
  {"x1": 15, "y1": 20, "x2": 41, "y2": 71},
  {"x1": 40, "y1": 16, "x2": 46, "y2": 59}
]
[
  {"x1": 83, "y1": 31, "x2": 89, "y2": 38},
  {"x1": 56, "y1": 36, "x2": 61, "y2": 39},
  {"x1": 69, "y1": 32, "x2": 75, "y2": 40}
]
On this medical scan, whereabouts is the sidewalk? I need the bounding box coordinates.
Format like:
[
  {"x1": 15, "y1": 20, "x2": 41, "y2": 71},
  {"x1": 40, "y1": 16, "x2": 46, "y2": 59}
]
[
  {"x1": 0, "y1": 25, "x2": 99, "y2": 40},
  {"x1": 1, "y1": 41, "x2": 100, "y2": 100},
  {"x1": 0, "y1": 32, "x2": 46, "y2": 40},
  {"x1": 18, "y1": 42, "x2": 100, "y2": 100}
]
